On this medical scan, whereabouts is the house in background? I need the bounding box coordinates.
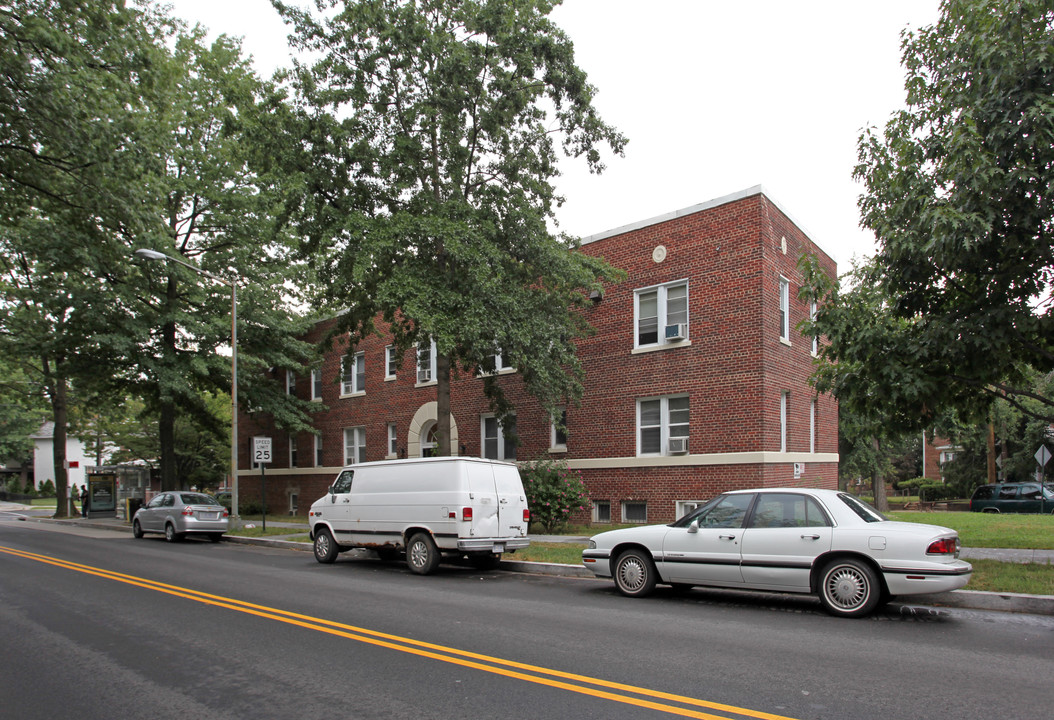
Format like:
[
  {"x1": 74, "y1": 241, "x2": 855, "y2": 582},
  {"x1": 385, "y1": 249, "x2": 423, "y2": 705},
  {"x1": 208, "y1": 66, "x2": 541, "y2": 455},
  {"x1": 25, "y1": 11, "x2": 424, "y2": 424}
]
[
  {"x1": 237, "y1": 186, "x2": 839, "y2": 523},
  {"x1": 922, "y1": 432, "x2": 962, "y2": 483},
  {"x1": 30, "y1": 421, "x2": 100, "y2": 492}
]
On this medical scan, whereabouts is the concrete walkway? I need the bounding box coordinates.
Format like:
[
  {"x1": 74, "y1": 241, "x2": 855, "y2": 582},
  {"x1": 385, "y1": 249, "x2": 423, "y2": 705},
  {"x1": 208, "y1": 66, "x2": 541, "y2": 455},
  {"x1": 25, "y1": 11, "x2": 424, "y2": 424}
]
[{"x1": 3, "y1": 503, "x2": 1051, "y2": 616}]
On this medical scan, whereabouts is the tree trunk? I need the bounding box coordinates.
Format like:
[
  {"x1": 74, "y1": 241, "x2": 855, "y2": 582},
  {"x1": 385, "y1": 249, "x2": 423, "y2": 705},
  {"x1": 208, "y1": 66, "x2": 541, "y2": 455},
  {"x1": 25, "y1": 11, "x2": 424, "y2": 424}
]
[
  {"x1": 871, "y1": 436, "x2": 888, "y2": 513},
  {"x1": 48, "y1": 363, "x2": 70, "y2": 519},
  {"x1": 435, "y1": 351, "x2": 452, "y2": 457}
]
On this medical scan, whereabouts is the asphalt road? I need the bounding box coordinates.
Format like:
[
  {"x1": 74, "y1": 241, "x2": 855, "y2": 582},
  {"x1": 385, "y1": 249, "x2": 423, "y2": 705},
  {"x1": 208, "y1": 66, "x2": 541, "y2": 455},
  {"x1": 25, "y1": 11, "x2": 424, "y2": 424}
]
[{"x1": 2, "y1": 518, "x2": 1052, "y2": 720}]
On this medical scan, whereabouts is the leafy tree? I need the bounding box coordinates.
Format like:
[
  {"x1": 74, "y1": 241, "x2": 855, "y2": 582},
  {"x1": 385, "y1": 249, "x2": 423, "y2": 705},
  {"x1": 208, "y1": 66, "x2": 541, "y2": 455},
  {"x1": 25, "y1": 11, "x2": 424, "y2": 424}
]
[
  {"x1": 0, "y1": 358, "x2": 46, "y2": 464},
  {"x1": 0, "y1": 0, "x2": 165, "y2": 515},
  {"x1": 853, "y1": 0, "x2": 1054, "y2": 424},
  {"x1": 273, "y1": 0, "x2": 627, "y2": 453}
]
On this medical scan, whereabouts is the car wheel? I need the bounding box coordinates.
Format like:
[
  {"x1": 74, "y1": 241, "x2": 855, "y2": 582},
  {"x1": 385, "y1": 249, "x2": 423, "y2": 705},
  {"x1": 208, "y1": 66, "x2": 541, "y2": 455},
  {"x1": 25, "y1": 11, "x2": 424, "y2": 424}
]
[
  {"x1": 406, "y1": 532, "x2": 441, "y2": 575},
  {"x1": 313, "y1": 527, "x2": 339, "y2": 564},
  {"x1": 613, "y1": 549, "x2": 657, "y2": 598},
  {"x1": 164, "y1": 523, "x2": 182, "y2": 543},
  {"x1": 468, "y1": 553, "x2": 501, "y2": 571},
  {"x1": 818, "y1": 558, "x2": 881, "y2": 618},
  {"x1": 132, "y1": 520, "x2": 144, "y2": 539}
]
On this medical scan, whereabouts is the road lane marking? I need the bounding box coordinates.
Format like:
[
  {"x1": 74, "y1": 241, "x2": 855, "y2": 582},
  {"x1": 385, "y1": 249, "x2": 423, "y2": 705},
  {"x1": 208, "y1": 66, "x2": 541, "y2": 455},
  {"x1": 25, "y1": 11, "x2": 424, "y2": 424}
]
[{"x1": 0, "y1": 545, "x2": 800, "y2": 720}]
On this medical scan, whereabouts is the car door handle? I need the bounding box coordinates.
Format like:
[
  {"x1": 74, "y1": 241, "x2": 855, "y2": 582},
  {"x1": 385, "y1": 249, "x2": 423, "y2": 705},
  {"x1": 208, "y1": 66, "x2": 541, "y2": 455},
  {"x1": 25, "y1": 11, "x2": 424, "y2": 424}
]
[
  {"x1": 801, "y1": 534, "x2": 821, "y2": 540},
  {"x1": 719, "y1": 534, "x2": 736, "y2": 541}
]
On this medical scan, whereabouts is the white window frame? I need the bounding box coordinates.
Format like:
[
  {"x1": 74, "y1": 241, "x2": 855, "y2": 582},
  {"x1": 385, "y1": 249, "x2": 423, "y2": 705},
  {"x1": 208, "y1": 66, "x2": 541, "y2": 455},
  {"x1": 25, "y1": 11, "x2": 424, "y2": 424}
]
[
  {"x1": 810, "y1": 299, "x2": 818, "y2": 355},
  {"x1": 289, "y1": 436, "x2": 297, "y2": 468},
  {"x1": 634, "y1": 280, "x2": 689, "y2": 350},
  {"x1": 343, "y1": 427, "x2": 366, "y2": 465},
  {"x1": 622, "y1": 501, "x2": 648, "y2": 524},
  {"x1": 311, "y1": 368, "x2": 323, "y2": 401},
  {"x1": 676, "y1": 500, "x2": 706, "y2": 519},
  {"x1": 550, "y1": 407, "x2": 568, "y2": 452},
  {"x1": 286, "y1": 370, "x2": 296, "y2": 395},
  {"x1": 780, "y1": 391, "x2": 789, "y2": 452},
  {"x1": 636, "y1": 394, "x2": 689, "y2": 457},
  {"x1": 810, "y1": 399, "x2": 816, "y2": 453},
  {"x1": 592, "y1": 500, "x2": 611, "y2": 524},
  {"x1": 481, "y1": 413, "x2": 516, "y2": 460},
  {"x1": 385, "y1": 345, "x2": 397, "y2": 380},
  {"x1": 779, "y1": 276, "x2": 790, "y2": 343},
  {"x1": 387, "y1": 423, "x2": 397, "y2": 458},
  {"x1": 314, "y1": 434, "x2": 323, "y2": 467},
  {"x1": 341, "y1": 352, "x2": 365, "y2": 396},
  {"x1": 417, "y1": 339, "x2": 437, "y2": 385}
]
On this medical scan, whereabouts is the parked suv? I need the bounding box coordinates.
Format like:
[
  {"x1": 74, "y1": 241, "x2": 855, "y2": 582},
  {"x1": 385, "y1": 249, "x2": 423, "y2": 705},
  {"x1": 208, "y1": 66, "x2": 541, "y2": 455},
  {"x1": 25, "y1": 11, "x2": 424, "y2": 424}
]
[{"x1": 970, "y1": 483, "x2": 1054, "y2": 514}]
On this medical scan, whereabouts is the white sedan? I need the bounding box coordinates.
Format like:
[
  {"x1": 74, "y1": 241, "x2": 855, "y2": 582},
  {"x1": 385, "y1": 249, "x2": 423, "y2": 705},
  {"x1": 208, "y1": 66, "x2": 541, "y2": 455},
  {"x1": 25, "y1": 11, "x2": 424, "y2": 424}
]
[{"x1": 582, "y1": 488, "x2": 972, "y2": 617}]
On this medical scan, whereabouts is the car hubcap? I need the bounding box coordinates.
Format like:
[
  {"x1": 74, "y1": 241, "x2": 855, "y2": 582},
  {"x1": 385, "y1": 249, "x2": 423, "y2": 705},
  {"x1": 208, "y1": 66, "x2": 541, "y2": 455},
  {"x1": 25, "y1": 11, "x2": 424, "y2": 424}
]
[
  {"x1": 618, "y1": 558, "x2": 645, "y2": 590},
  {"x1": 315, "y1": 535, "x2": 330, "y2": 557},
  {"x1": 826, "y1": 566, "x2": 866, "y2": 609},
  {"x1": 409, "y1": 542, "x2": 426, "y2": 568}
]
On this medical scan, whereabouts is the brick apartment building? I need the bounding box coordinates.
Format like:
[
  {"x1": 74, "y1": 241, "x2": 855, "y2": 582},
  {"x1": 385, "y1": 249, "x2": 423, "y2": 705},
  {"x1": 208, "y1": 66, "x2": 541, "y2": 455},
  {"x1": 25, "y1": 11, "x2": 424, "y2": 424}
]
[{"x1": 237, "y1": 186, "x2": 839, "y2": 523}]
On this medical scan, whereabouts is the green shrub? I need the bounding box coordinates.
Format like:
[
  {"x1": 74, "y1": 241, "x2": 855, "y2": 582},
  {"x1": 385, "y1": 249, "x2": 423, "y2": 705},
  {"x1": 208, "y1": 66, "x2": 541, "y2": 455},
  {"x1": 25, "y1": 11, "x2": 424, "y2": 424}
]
[
  {"x1": 918, "y1": 482, "x2": 958, "y2": 502},
  {"x1": 520, "y1": 458, "x2": 590, "y2": 534},
  {"x1": 37, "y1": 479, "x2": 55, "y2": 497}
]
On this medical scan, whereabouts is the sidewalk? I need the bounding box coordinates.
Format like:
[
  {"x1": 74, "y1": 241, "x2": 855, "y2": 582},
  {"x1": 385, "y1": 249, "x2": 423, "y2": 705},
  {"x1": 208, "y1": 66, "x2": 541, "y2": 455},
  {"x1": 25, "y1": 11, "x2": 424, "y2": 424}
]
[{"x1": 4, "y1": 504, "x2": 1052, "y2": 616}]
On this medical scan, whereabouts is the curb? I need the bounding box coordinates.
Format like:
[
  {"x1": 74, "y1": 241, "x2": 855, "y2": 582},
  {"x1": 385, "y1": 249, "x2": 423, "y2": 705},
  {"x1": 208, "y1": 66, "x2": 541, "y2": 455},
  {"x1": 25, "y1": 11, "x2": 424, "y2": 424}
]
[{"x1": 17, "y1": 515, "x2": 1054, "y2": 616}]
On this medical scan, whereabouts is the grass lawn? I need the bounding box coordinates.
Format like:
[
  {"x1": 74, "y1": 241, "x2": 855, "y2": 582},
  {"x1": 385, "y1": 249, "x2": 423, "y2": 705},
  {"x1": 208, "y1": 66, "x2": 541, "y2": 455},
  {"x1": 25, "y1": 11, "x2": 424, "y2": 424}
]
[{"x1": 887, "y1": 511, "x2": 1054, "y2": 550}]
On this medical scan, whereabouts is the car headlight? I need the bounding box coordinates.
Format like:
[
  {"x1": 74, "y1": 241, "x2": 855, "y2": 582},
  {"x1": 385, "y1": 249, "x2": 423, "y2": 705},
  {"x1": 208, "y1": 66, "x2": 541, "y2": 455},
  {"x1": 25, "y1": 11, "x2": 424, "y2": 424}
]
[{"x1": 588, "y1": 539, "x2": 596, "y2": 549}]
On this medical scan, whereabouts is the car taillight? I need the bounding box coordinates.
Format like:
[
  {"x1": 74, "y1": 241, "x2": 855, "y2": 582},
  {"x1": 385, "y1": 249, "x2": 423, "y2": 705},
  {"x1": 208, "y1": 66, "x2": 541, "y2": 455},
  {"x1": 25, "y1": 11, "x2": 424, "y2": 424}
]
[
  {"x1": 926, "y1": 537, "x2": 959, "y2": 555},
  {"x1": 181, "y1": 506, "x2": 194, "y2": 517},
  {"x1": 523, "y1": 508, "x2": 530, "y2": 522},
  {"x1": 222, "y1": 508, "x2": 229, "y2": 518},
  {"x1": 462, "y1": 507, "x2": 473, "y2": 521}
]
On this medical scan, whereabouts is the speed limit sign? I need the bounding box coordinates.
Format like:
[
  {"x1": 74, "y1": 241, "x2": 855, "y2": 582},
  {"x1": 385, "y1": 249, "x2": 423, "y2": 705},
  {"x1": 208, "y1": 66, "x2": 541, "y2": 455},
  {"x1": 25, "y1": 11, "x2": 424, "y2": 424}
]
[{"x1": 253, "y1": 436, "x2": 272, "y2": 465}]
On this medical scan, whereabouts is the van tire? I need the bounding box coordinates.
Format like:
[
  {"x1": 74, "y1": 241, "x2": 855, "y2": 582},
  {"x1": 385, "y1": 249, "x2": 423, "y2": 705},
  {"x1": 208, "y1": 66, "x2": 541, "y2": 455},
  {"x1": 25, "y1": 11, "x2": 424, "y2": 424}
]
[
  {"x1": 407, "y1": 532, "x2": 441, "y2": 575},
  {"x1": 313, "y1": 527, "x2": 339, "y2": 564}
]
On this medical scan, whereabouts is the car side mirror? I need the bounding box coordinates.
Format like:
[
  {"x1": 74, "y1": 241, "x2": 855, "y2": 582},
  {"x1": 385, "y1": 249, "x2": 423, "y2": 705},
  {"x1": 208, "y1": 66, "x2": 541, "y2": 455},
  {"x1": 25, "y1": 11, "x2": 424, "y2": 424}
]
[{"x1": 687, "y1": 519, "x2": 700, "y2": 533}]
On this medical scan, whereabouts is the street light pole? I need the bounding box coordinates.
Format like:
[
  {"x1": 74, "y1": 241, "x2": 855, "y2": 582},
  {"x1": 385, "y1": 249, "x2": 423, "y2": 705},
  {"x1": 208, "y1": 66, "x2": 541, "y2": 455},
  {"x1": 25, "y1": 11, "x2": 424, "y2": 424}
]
[{"x1": 134, "y1": 248, "x2": 239, "y2": 520}]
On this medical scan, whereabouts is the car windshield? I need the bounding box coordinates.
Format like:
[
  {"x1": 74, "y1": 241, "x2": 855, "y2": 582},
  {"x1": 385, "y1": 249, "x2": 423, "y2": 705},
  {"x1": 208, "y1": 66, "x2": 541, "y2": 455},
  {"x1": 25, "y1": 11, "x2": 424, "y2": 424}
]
[
  {"x1": 837, "y1": 493, "x2": 887, "y2": 522},
  {"x1": 179, "y1": 493, "x2": 221, "y2": 507}
]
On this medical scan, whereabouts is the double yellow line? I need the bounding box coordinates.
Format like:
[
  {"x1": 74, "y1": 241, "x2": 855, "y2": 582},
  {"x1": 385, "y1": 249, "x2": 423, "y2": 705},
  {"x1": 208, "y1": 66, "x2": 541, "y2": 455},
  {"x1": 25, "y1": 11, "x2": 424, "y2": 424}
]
[{"x1": 0, "y1": 544, "x2": 798, "y2": 720}]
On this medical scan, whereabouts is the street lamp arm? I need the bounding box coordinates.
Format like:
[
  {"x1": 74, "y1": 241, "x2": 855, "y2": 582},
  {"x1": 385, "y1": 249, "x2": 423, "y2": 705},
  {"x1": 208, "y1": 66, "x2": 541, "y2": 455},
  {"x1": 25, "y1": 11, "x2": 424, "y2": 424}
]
[{"x1": 133, "y1": 248, "x2": 233, "y2": 288}]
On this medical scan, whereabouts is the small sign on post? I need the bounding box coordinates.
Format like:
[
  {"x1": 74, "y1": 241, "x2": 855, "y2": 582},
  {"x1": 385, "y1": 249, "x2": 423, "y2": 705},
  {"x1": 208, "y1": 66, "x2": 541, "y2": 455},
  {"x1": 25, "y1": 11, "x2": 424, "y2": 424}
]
[{"x1": 253, "y1": 437, "x2": 271, "y2": 531}]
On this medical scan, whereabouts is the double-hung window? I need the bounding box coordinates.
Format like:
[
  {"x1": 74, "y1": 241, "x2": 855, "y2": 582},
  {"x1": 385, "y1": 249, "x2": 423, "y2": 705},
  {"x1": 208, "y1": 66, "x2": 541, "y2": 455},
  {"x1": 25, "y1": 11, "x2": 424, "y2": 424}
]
[
  {"x1": 343, "y1": 427, "x2": 366, "y2": 465},
  {"x1": 780, "y1": 392, "x2": 789, "y2": 452},
  {"x1": 481, "y1": 414, "x2": 516, "y2": 460},
  {"x1": 635, "y1": 280, "x2": 688, "y2": 348},
  {"x1": 314, "y1": 435, "x2": 323, "y2": 467},
  {"x1": 285, "y1": 370, "x2": 296, "y2": 396},
  {"x1": 311, "y1": 369, "x2": 323, "y2": 400},
  {"x1": 550, "y1": 407, "x2": 568, "y2": 452},
  {"x1": 289, "y1": 437, "x2": 298, "y2": 467},
  {"x1": 341, "y1": 352, "x2": 365, "y2": 395},
  {"x1": 387, "y1": 423, "x2": 397, "y2": 457},
  {"x1": 779, "y1": 277, "x2": 790, "y2": 342},
  {"x1": 809, "y1": 299, "x2": 818, "y2": 354},
  {"x1": 385, "y1": 346, "x2": 397, "y2": 380},
  {"x1": 637, "y1": 395, "x2": 689, "y2": 456},
  {"x1": 417, "y1": 339, "x2": 436, "y2": 384}
]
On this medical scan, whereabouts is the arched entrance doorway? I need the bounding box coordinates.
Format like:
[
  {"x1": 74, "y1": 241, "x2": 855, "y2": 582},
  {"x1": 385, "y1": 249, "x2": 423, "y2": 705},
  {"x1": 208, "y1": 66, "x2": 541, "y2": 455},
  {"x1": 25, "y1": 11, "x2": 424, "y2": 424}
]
[{"x1": 407, "y1": 402, "x2": 459, "y2": 457}]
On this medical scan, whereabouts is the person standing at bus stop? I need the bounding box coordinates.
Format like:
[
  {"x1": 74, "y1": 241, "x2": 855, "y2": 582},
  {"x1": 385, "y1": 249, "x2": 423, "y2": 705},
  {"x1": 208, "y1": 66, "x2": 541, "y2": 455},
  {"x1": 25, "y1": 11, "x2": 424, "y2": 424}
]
[{"x1": 80, "y1": 484, "x2": 88, "y2": 517}]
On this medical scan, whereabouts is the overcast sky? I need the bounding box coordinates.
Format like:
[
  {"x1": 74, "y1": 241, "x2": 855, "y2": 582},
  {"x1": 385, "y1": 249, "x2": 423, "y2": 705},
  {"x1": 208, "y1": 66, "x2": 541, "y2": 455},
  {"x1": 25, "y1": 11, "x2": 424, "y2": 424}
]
[{"x1": 163, "y1": 0, "x2": 942, "y2": 271}]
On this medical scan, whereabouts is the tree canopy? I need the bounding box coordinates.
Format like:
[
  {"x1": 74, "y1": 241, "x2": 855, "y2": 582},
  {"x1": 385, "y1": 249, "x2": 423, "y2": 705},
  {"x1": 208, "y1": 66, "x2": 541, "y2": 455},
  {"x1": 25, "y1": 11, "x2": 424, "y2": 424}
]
[
  {"x1": 273, "y1": 0, "x2": 626, "y2": 453},
  {"x1": 850, "y1": 0, "x2": 1054, "y2": 424}
]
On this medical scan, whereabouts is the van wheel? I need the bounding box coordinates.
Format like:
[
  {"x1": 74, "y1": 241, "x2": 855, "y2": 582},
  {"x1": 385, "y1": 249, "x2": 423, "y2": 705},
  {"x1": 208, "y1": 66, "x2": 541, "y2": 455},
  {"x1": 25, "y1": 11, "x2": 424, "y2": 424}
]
[
  {"x1": 469, "y1": 553, "x2": 501, "y2": 571},
  {"x1": 313, "y1": 528, "x2": 339, "y2": 564},
  {"x1": 407, "y1": 532, "x2": 440, "y2": 575}
]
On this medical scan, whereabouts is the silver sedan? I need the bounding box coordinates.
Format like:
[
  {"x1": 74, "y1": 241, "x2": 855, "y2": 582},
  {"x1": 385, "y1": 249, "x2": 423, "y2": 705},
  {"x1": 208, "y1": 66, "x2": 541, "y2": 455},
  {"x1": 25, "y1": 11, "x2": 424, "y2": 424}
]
[
  {"x1": 582, "y1": 488, "x2": 972, "y2": 618},
  {"x1": 132, "y1": 491, "x2": 229, "y2": 543}
]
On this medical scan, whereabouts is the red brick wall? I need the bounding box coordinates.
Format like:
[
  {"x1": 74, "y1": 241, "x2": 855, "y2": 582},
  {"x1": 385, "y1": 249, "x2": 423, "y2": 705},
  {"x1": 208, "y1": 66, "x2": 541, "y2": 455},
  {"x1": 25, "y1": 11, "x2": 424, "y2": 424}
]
[{"x1": 237, "y1": 189, "x2": 839, "y2": 522}]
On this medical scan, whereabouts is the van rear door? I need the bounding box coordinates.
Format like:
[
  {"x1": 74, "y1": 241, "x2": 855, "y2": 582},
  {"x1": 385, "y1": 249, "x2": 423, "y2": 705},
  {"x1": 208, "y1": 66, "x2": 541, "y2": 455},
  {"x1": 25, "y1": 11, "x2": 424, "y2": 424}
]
[
  {"x1": 492, "y1": 465, "x2": 529, "y2": 539},
  {"x1": 465, "y1": 462, "x2": 502, "y2": 540}
]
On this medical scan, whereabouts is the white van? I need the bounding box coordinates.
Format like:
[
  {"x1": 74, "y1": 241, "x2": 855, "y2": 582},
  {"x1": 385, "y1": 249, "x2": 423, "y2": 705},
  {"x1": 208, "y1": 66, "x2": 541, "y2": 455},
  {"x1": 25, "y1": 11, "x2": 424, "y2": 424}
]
[{"x1": 307, "y1": 457, "x2": 531, "y2": 574}]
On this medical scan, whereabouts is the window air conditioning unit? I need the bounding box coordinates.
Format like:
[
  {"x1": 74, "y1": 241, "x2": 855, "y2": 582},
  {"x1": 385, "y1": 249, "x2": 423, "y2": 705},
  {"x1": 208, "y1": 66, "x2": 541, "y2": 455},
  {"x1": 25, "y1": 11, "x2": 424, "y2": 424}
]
[
  {"x1": 668, "y1": 437, "x2": 688, "y2": 454},
  {"x1": 664, "y1": 323, "x2": 687, "y2": 341}
]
